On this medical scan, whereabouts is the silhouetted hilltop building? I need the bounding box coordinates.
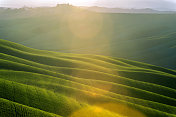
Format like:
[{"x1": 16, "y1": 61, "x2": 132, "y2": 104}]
[{"x1": 56, "y1": 4, "x2": 73, "y2": 8}]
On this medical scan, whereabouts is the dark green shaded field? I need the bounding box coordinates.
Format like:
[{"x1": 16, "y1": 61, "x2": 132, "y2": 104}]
[{"x1": 0, "y1": 39, "x2": 175, "y2": 117}]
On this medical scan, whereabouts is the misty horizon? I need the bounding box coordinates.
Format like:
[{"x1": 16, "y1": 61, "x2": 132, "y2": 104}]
[{"x1": 0, "y1": 0, "x2": 176, "y2": 11}]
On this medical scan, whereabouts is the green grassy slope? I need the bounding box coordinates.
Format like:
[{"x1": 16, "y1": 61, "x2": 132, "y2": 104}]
[
  {"x1": 0, "y1": 6, "x2": 176, "y2": 69},
  {"x1": 0, "y1": 39, "x2": 176, "y2": 117},
  {"x1": 0, "y1": 97, "x2": 61, "y2": 117}
]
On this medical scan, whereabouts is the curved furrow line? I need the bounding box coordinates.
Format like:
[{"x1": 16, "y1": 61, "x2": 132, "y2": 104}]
[
  {"x1": 0, "y1": 45, "x2": 111, "y2": 73},
  {"x1": 0, "y1": 54, "x2": 175, "y2": 100},
  {"x1": 1, "y1": 77, "x2": 175, "y2": 117},
  {"x1": 0, "y1": 97, "x2": 61, "y2": 117},
  {"x1": 0, "y1": 39, "x2": 176, "y2": 76},
  {"x1": 0, "y1": 67, "x2": 176, "y2": 115},
  {"x1": 0, "y1": 39, "x2": 176, "y2": 116},
  {"x1": 0, "y1": 45, "x2": 173, "y2": 88},
  {"x1": 0, "y1": 73, "x2": 176, "y2": 116},
  {"x1": 0, "y1": 78, "x2": 83, "y2": 117},
  {"x1": 0, "y1": 52, "x2": 175, "y2": 99},
  {"x1": 0, "y1": 39, "x2": 169, "y2": 74},
  {"x1": 115, "y1": 58, "x2": 176, "y2": 76},
  {"x1": 0, "y1": 56, "x2": 175, "y2": 100},
  {"x1": 1, "y1": 42, "x2": 175, "y2": 80}
]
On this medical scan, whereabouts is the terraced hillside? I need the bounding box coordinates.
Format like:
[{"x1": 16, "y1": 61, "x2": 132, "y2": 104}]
[
  {"x1": 0, "y1": 39, "x2": 176, "y2": 117},
  {"x1": 0, "y1": 6, "x2": 176, "y2": 69}
]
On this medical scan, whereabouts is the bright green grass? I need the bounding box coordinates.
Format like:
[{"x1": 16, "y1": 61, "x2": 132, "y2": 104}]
[
  {"x1": 0, "y1": 39, "x2": 176, "y2": 117},
  {"x1": 0, "y1": 78, "x2": 82, "y2": 117},
  {"x1": 0, "y1": 97, "x2": 61, "y2": 117},
  {"x1": 0, "y1": 70, "x2": 175, "y2": 115}
]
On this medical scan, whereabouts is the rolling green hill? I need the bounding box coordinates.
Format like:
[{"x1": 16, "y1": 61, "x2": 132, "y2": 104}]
[
  {"x1": 0, "y1": 6, "x2": 176, "y2": 69},
  {"x1": 0, "y1": 39, "x2": 175, "y2": 117}
]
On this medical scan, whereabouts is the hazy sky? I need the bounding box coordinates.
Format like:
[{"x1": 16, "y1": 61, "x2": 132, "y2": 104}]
[{"x1": 0, "y1": 0, "x2": 176, "y2": 11}]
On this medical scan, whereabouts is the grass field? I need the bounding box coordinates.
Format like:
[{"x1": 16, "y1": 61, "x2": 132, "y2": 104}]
[
  {"x1": 0, "y1": 6, "x2": 176, "y2": 69},
  {"x1": 0, "y1": 39, "x2": 175, "y2": 117}
]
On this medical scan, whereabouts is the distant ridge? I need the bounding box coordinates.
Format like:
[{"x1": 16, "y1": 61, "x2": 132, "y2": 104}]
[
  {"x1": 80, "y1": 6, "x2": 176, "y2": 14},
  {"x1": 1, "y1": 4, "x2": 176, "y2": 14}
]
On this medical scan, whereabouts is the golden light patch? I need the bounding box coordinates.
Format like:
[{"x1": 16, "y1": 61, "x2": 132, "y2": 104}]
[
  {"x1": 69, "y1": 106, "x2": 125, "y2": 117},
  {"x1": 96, "y1": 103, "x2": 146, "y2": 117},
  {"x1": 94, "y1": 107, "x2": 103, "y2": 113},
  {"x1": 91, "y1": 92, "x2": 98, "y2": 97}
]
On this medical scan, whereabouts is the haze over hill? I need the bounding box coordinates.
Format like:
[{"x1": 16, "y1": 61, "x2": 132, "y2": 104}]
[
  {"x1": 0, "y1": 5, "x2": 175, "y2": 69},
  {"x1": 1, "y1": 0, "x2": 176, "y2": 11},
  {"x1": 81, "y1": 6, "x2": 176, "y2": 14}
]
